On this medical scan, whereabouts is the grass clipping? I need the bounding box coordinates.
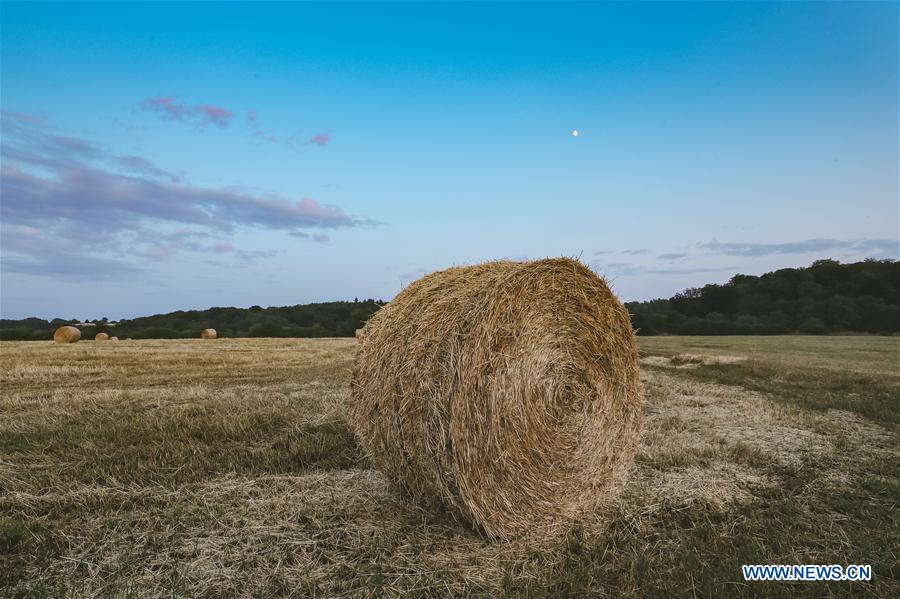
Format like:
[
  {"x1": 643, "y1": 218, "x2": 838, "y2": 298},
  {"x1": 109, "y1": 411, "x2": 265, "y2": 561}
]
[
  {"x1": 350, "y1": 258, "x2": 642, "y2": 540},
  {"x1": 52, "y1": 326, "x2": 81, "y2": 343}
]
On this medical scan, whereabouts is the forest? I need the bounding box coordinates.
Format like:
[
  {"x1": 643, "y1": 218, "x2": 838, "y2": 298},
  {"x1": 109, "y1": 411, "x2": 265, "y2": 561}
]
[
  {"x1": 0, "y1": 300, "x2": 384, "y2": 341},
  {"x1": 626, "y1": 259, "x2": 899, "y2": 335},
  {"x1": 1, "y1": 259, "x2": 897, "y2": 340}
]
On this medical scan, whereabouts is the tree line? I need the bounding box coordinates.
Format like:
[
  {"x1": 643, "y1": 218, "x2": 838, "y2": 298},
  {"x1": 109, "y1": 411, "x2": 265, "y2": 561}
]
[
  {"x1": 626, "y1": 259, "x2": 899, "y2": 335},
  {"x1": 2, "y1": 259, "x2": 898, "y2": 340},
  {"x1": 0, "y1": 299, "x2": 384, "y2": 341}
]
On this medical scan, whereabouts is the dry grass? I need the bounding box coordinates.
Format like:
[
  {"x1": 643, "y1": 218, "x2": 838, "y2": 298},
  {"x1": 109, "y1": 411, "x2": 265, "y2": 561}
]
[
  {"x1": 352, "y1": 259, "x2": 641, "y2": 540},
  {"x1": 1, "y1": 336, "x2": 898, "y2": 597}
]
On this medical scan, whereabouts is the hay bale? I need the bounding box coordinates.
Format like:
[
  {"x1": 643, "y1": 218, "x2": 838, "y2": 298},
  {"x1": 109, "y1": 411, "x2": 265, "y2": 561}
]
[
  {"x1": 109, "y1": 336, "x2": 119, "y2": 341},
  {"x1": 94, "y1": 332, "x2": 109, "y2": 341},
  {"x1": 201, "y1": 328, "x2": 217, "y2": 339},
  {"x1": 350, "y1": 258, "x2": 642, "y2": 540},
  {"x1": 53, "y1": 326, "x2": 81, "y2": 343},
  {"x1": 355, "y1": 328, "x2": 365, "y2": 341}
]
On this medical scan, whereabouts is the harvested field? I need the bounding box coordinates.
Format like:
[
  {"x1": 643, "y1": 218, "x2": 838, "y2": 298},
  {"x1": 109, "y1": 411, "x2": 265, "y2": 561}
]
[{"x1": 1, "y1": 336, "x2": 898, "y2": 596}]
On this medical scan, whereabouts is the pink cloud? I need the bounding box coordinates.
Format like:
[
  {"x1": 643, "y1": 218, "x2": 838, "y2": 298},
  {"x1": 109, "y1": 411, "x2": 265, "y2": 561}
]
[
  {"x1": 246, "y1": 109, "x2": 281, "y2": 144},
  {"x1": 1, "y1": 115, "x2": 370, "y2": 277},
  {"x1": 307, "y1": 133, "x2": 332, "y2": 147},
  {"x1": 140, "y1": 97, "x2": 234, "y2": 128},
  {"x1": 246, "y1": 109, "x2": 331, "y2": 148},
  {"x1": 140, "y1": 97, "x2": 188, "y2": 120},
  {"x1": 196, "y1": 105, "x2": 234, "y2": 127}
]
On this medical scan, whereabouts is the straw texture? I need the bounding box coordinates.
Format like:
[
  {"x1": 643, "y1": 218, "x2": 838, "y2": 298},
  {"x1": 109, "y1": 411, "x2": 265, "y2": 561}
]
[
  {"x1": 350, "y1": 258, "x2": 642, "y2": 540},
  {"x1": 53, "y1": 326, "x2": 81, "y2": 343}
]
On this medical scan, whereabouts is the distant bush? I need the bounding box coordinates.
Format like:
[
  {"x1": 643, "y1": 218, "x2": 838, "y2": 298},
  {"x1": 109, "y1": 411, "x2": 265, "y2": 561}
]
[
  {"x1": 0, "y1": 327, "x2": 41, "y2": 341},
  {"x1": 131, "y1": 327, "x2": 188, "y2": 339},
  {"x1": 798, "y1": 317, "x2": 830, "y2": 335},
  {"x1": 249, "y1": 322, "x2": 285, "y2": 337}
]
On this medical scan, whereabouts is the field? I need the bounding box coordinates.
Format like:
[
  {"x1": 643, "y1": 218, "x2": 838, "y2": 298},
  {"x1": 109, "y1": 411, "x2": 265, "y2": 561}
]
[{"x1": 1, "y1": 336, "x2": 898, "y2": 597}]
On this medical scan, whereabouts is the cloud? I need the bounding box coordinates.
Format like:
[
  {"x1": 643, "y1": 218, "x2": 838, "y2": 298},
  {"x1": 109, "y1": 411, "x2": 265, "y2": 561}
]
[
  {"x1": 1, "y1": 223, "x2": 141, "y2": 279},
  {"x1": 195, "y1": 104, "x2": 234, "y2": 127},
  {"x1": 236, "y1": 249, "x2": 278, "y2": 263},
  {"x1": 245, "y1": 109, "x2": 331, "y2": 149},
  {"x1": 131, "y1": 229, "x2": 236, "y2": 261},
  {"x1": 4, "y1": 162, "x2": 359, "y2": 237},
  {"x1": 700, "y1": 238, "x2": 898, "y2": 258},
  {"x1": 211, "y1": 242, "x2": 236, "y2": 254},
  {"x1": 657, "y1": 252, "x2": 688, "y2": 260},
  {"x1": 620, "y1": 248, "x2": 649, "y2": 256},
  {"x1": 1, "y1": 114, "x2": 370, "y2": 278},
  {"x1": 1, "y1": 114, "x2": 104, "y2": 169},
  {"x1": 645, "y1": 266, "x2": 741, "y2": 275},
  {"x1": 307, "y1": 133, "x2": 332, "y2": 147},
  {"x1": 139, "y1": 97, "x2": 235, "y2": 128},
  {"x1": 1, "y1": 110, "x2": 46, "y2": 125},
  {"x1": 204, "y1": 248, "x2": 279, "y2": 269},
  {"x1": 590, "y1": 262, "x2": 643, "y2": 277},
  {"x1": 2, "y1": 249, "x2": 143, "y2": 279},
  {"x1": 116, "y1": 155, "x2": 181, "y2": 182},
  {"x1": 312, "y1": 233, "x2": 330, "y2": 244},
  {"x1": 139, "y1": 97, "x2": 188, "y2": 120},
  {"x1": 591, "y1": 261, "x2": 741, "y2": 277}
]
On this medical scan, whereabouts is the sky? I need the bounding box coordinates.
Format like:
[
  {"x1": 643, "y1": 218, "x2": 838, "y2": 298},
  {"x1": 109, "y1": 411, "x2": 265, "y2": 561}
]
[{"x1": 1, "y1": 1, "x2": 898, "y2": 320}]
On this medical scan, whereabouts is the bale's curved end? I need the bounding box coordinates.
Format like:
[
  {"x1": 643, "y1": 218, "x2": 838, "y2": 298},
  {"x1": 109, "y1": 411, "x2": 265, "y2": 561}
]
[
  {"x1": 95, "y1": 332, "x2": 109, "y2": 341},
  {"x1": 53, "y1": 326, "x2": 81, "y2": 343},
  {"x1": 201, "y1": 329, "x2": 217, "y2": 339},
  {"x1": 350, "y1": 258, "x2": 642, "y2": 540}
]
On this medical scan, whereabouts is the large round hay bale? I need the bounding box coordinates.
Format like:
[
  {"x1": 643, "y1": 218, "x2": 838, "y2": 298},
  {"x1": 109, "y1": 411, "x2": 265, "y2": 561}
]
[
  {"x1": 53, "y1": 326, "x2": 81, "y2": 343},
  {"x1": 201, "y1": 328, "x2": 217, "y2": 339},
  {"x1": 350, "y1": 258, "x2": 642, "y2": 540},
  {"x1": 95, "y1": 332, "x2": 109, "y2": 341}
]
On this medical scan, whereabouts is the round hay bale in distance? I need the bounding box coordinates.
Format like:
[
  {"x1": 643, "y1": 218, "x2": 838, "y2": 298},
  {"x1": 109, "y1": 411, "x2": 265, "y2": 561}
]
[
  {"x1": 53, "y1": 326, "x2": 81, "y2": 343},
  {"x1": 350, "y1": 258, "x2": 642, "y2": 540},
  {"x1": 201, "y1": 328, "x2": 217, "y2": 339},
  {"x1": 94, "y1": 332, "x2": 109, "y2": 341},
  {"x1": 109, "y1": 336, "x2": 119, "y2": 341}
]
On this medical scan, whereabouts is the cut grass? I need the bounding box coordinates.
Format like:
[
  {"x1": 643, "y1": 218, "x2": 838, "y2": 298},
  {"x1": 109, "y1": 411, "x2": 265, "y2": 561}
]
[
  {"x1": 667, "y1": 360, "x2": 900, "y2": 427},
  {"x1": 638, "y1": 336, "x2": 900, "y2": 427},
  {"x1": 1, "y1": 337, "x2": 898, "y2": 596}
]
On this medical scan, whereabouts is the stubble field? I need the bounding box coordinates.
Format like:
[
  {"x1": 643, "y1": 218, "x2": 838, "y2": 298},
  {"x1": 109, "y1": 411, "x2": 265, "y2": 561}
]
[{"x1": 1, "y1": 336, "x2": 898, "y2": 597}]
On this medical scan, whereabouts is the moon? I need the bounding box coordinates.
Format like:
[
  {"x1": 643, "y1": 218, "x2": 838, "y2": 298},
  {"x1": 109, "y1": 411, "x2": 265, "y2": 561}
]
[{"x1": 571, "y1": 129, "x2": 579, "y2": 137}]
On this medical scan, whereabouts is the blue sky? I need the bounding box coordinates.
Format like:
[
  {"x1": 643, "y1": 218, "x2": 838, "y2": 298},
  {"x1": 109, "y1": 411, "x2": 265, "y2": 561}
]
[{"x1": 2, "y1": 1, "x2": 897, "y2": 320}]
